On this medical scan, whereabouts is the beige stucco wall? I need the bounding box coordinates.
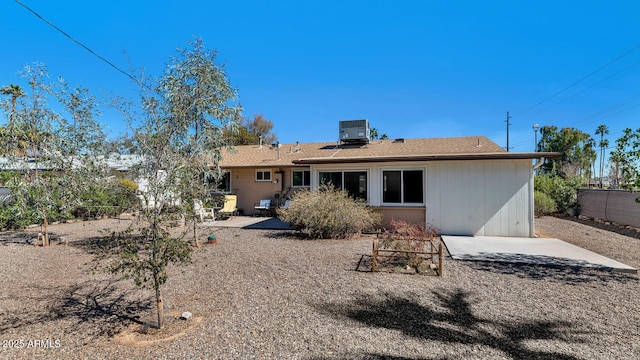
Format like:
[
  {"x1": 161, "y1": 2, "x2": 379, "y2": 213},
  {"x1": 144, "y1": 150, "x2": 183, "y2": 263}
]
[
  {"x1": 227, "y1": 167, "x2": 309, "y2": 215},
  {"x1": 373, "y1": 207, "x2": 427, "y2": 227}
]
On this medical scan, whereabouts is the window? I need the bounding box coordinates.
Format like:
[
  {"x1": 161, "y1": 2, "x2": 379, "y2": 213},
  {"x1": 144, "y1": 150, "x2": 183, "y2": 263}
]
[
  {"x1": 255, "y1": 170, "x2": 272, "y2": 182},
  {"x1": 319, "y1": 171, "x2": 342, "y2": 188},
  {"x1": 213, "y1": 171, "x2": 231, "y2": 192},
  {"x1": 344, "y1": 172, "x2": 367, "y2": 200},
  {"x1": 382, "y1": 169, "x2": 423, "y2": 204},
  {"x1": 292, "y1": 170, "x2": 311, "y2": 187},
  {"x1": 319, "y1": 171, "x2": 367, "y2": 200}
]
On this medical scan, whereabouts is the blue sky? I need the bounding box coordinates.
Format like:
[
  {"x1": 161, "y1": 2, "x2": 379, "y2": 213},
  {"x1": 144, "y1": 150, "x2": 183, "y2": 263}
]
[{"x1": 1, "y1": 0, "x2": 639, "y2": 153}]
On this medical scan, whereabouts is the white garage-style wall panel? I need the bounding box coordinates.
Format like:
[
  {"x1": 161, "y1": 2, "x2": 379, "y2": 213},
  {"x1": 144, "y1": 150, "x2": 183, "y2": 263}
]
[
  {"x1": 309, "y1": 159, "x2": 534, "y2": 237},
  {"x1": 426, "y1": 159, "x2": 533, "y2": 237}
]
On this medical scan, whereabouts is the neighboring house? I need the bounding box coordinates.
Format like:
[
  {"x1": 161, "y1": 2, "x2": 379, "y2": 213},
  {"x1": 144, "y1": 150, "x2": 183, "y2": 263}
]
[
  {"x1": 218, "y1": 134, "x2": 560, "y2": 237},
  {"x1": 0, "y1": 154, "x2": 144, "y2": 173}
]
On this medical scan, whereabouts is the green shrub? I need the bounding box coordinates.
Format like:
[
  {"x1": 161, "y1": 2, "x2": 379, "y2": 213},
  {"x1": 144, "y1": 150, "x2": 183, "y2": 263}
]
[
  {"x1": 71, "y1": 179, "x2": 140, "y2": 218},
  {"x1": 533, "y1": 174, "x2": 554, "y2": 195},
  {"x1": 534, "y1": 175, "x2": 581, "y2": 214},
  {"x1": 534, "y1": 190, "x2": 556, "y2": 216},
  {"x1": 0, "y1": 172, "x2": 19, "y2": 186},
  {"x1": 0, "y1": 172, "x2": 141, "y2": 228},
  {"x1": 0, "y1": 178, "x2": 62, "y2": 229},
  {"x1": 0, "y1": 202, "x2": 37, "y2": 230},
  {"x1": 278, "y1": 184, "x2": 381, "y2": 239}
]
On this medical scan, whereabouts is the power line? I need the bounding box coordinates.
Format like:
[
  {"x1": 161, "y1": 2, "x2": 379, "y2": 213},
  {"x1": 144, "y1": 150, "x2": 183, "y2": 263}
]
[
  {"x1": 15, "y1": 0, "x2": 146, "y2": 89},
  {"x1": 513, "y1": 42, "x2": 640, "y2": 117},
  {"x1": 569, "y1": 94, "x2": 640, "y2": 126},
  {"x1": 521, "y1": 58, "x2": 640, "y2": 121}
]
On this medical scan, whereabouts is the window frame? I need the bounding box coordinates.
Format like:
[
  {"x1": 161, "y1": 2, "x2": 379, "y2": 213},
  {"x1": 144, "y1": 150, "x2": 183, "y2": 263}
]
[
  {"x1": 317, "y1": 169, "x2": 369, "y2": 202},
  {"x1": 214, "y1": 171, "x2": 232, "y2": 192},
  {"x1": 381, "y1": 168, "x2": 425, "y2": 206},
  {"x1": 255, "y1": 169, "x2": 272, "y2": 182},
  {"x1": 292, "y1": 169, "x2": 311, "y2": 188}
]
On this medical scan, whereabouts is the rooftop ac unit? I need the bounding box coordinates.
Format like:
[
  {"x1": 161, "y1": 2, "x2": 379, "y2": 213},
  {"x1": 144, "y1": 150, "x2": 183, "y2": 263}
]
[{"x1": 339, "y1": 119, "x2": 370, "y2": 143}]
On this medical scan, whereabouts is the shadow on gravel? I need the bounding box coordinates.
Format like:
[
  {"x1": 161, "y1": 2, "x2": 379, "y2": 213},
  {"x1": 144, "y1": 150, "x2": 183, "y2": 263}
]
[
  {"x1": 316, "y1": 289, "x2": 587, "y2": 360},
  {"x1": 0, "y1": 231, "x2": 36, "y2": 246},
  {"x1": 0, "y1": 279, "x2": 150, "y2": 343},
  {"x1": 68, "y1": 235, "x2": 112, "y2": 254},
  {"x1": 262, "y1": 231, "x2": 300, "y2": 239},
  {"x1": 310, "y1": 354, "x2": 434, "y2": 360},
  {"x1": 0, "y1": 228, "x2": 111, "y2": 248},
  {"x1": 465, "y1": 261, "x2": 640, "y2": 285},
  {"x1": 0, "y1": 229, "x2": 71, "y2": 246}
]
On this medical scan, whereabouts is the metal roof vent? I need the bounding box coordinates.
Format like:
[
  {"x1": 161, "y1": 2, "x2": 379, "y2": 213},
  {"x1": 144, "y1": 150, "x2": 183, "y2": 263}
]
[
  {"x1": 339, "y1": 119, "x2": 370, "y2": 144},
  {"x1": 393, "y1": 138, "x2": 405, "y2": 143}
]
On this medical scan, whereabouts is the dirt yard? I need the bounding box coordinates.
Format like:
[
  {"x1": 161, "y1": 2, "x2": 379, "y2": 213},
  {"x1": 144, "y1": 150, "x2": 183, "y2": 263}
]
[{"x1": 1, "y1": 216, "x2": 639, "y2": 359}]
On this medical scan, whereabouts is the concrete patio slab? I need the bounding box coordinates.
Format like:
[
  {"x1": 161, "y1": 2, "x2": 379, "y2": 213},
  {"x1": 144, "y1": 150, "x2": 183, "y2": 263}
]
[
  {"x1": 199, "y1": 216, "x2": 292, "y2": 230},
  {"x1": 442, "y1": 235, "x2": 637, "y2": 273}
]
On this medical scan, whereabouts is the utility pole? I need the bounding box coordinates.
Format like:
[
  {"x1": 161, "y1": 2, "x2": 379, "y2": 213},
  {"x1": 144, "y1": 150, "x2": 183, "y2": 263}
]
[{"x1": 505, "y1": 111, "x2": 511, "y2": 152}]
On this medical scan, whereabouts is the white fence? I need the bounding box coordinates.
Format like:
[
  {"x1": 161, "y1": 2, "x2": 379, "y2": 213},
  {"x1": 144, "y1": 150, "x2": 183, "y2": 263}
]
[{"x1": 577, "y1": 189, "x2": 640, "y2": 228}]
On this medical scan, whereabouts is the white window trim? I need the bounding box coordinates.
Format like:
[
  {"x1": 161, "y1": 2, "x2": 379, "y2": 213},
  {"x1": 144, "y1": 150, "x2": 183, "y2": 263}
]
[
  {"x1": 255, "y1": 169, "x2": 272, "y2": 182},
  {"x1": 380, "y1": 167, "x2": 425, "y2": 206}
]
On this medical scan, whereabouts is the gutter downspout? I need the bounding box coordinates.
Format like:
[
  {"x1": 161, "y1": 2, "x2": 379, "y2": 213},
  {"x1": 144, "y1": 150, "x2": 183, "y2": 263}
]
[{"x1": 532, "y1": 156, "x2": 545, "y2": 170}]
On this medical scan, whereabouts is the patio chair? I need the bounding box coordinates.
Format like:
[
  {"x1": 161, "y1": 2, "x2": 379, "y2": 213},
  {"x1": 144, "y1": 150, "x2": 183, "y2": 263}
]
[
  {"x1": 217, "y1": 195, "x2": 238, "y2": 219},
  {"x1": 280, "y1": 199, "x2": 292, "y2": 209},
  {"x1": 193, "y1": 199, "x2": 216, "y2": 222},
  {"x1": 254, "y1": 199, "x2": 272, "y2": 216}
]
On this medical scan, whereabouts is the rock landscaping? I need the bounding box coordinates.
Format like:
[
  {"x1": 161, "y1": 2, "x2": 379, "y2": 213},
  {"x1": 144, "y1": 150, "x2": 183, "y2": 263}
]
[{"x1": 1, "y1": 216, "x2": 639, "y2": 359}]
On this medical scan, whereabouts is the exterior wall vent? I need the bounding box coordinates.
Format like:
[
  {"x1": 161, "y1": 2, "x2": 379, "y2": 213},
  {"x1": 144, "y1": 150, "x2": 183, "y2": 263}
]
[{"x1": 339, "y1": 119, "x2": 370, "y2": 143}]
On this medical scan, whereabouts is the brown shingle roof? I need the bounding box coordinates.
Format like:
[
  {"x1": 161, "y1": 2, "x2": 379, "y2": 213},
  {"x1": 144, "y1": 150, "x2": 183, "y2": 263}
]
[{"x1": 219, "y1": 136, "x2": 511, "y2": 168}]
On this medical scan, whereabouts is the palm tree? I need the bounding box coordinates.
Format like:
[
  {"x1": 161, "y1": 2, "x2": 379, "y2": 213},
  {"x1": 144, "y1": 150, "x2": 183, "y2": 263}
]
[
  {"x1": 0, "y1": 84, "x2": 25, "y2": 125},
  {"x1": 595, "y1": 124, "x2": 609, "y2": 188}
]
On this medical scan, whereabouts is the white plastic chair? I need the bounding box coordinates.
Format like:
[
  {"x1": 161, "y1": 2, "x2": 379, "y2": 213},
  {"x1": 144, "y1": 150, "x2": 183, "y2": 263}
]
[
  {"x1": 194, "y1": 199, "x2": 216, "y2": 221},
  {"x1": 254, "y1": 199, "x2": 272, "y2": 216}
]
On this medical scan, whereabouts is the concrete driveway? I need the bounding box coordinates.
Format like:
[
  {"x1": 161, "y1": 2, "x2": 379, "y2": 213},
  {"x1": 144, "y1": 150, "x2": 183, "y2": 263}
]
[{"x1": 442, "y1": 235, "x2": 637, "y2": 273}]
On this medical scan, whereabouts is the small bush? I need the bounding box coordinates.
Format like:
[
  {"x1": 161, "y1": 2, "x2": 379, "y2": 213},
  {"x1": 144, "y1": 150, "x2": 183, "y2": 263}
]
[
  {"x1": 534, "y1": 174, "x2": 554, "y2": 195},
  {"x1": 534, "y1": 190, "x2": 556, "y2": 216},
  {"x1": 534, "y1": 175, "x2": 581, "y2": 214},
  {"x1": 0, "y1": 173, "x2": 141, "y2": 228},
  {"x1": 120, "y1": 178, "x2": 138, "y2": 192},
  {"x1": 111, "y1": 179, "x2": 139, "y2": 209},
  {"x1": 0, "y1": 172, "x2": 18, "y2": 186},
  {"x1": 278, "y1": 184, "x2": 381, "y2": 239},
  {"x1": 376, "y1": 220, "x2": 440, "y2": 274}
]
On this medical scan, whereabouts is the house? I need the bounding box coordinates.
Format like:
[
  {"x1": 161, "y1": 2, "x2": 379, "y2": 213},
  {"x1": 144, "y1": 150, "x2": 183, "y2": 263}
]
[{"x1": 218, "y1": 129, "x2": 559, "y2": 237}]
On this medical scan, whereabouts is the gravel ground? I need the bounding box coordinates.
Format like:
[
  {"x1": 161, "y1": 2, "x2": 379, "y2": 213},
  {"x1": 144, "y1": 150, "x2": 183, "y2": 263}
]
[{"x1": 1, "y1": 216, "x2": 639, "y2": 359}]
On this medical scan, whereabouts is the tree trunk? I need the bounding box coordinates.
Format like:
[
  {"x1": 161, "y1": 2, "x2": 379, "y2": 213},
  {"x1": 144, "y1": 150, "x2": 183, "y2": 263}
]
[
  {"x1": 154, "y1": 275, "x2": 164, "y2": 329},
  {"x1": 10, "y1": 96, "x2": 16, "y2": 124},
  {"x1": 192, "y1": 217, "x2": 199, "y2": 247},
  {"x1": 43, "y1": 211, "x2": 49, "y2": 247}
]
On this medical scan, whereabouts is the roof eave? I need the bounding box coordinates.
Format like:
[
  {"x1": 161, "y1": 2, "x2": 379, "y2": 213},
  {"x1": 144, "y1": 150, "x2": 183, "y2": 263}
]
[
  {"x1": 292, "y1": 152, "x2": 562, "y2": 165},
  {"x1": 218, "y1": 164, "x2": 299, "y2": 169}
]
